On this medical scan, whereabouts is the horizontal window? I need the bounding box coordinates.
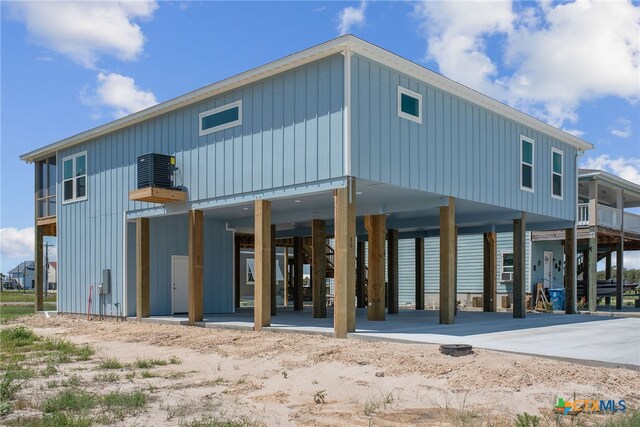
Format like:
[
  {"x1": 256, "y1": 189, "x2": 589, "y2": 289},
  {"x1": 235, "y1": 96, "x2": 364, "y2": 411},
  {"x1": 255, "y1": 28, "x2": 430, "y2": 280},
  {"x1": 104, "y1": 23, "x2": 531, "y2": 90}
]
[
  {"x1": 397, "y1": 86, "x2": 422, "y2": 124},
  {"x1": 199, "y1": 100, "x2": 242, "y2": 136},
  {"x1": 62, "y1": 152, "x2": 87, "y2": 204}
]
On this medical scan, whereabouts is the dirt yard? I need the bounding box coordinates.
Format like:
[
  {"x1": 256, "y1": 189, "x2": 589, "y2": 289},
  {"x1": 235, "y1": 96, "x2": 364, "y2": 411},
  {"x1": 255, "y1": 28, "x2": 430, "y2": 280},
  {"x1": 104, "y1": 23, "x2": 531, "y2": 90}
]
[{"x1": 2, "y1": 314, "x2": 639, "y2": 426}]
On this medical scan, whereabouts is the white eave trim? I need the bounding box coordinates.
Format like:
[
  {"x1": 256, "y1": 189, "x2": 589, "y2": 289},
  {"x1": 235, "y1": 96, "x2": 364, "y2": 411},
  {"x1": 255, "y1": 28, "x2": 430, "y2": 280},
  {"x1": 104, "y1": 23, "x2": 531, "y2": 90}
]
[{"x1": 21, "y1": 35, "x2": 593, "y2": 162}]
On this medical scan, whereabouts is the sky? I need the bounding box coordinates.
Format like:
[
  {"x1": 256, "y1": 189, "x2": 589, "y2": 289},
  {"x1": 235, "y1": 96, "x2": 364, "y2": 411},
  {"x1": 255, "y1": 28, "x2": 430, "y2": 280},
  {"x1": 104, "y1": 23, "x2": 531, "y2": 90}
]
[{"x1": 1, "y1": 0, "x2": 639, "y2": 273}]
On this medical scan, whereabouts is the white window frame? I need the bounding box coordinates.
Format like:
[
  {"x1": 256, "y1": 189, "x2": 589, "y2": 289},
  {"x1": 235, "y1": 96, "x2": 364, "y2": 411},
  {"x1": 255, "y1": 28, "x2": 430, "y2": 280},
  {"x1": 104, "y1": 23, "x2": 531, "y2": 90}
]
[
  {"x1": 520, "y1": 135, "x2": 535, "y2": 192},
  {"x1": 551, "y1": 147, "x2": 563, "y2": 200},
  {"x1": 199, "y1": 99, "x2": 242, "y2": 136},
  {"x1": 501, "y1": 252, "x2": 514, "y2": 282},
  {"x1": 397, "y1": 86, "x2": 423, "y2": 124},
  {"x1": 246, "y1": 258, "x2": 284, "y2": 285},
  {"x1": 246, "y1": 258, "x2": 255, "y2": 285},
  {"x1": 62, "y1": 151, "x2": 87, "y2": 204}
]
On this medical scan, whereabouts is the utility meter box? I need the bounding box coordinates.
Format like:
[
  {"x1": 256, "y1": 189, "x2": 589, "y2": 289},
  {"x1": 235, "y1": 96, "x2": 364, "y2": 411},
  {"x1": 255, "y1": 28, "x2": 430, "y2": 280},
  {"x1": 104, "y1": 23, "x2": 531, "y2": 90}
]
[{"x1": 100, "y1": 269, "x2": 111, "y2": 295}]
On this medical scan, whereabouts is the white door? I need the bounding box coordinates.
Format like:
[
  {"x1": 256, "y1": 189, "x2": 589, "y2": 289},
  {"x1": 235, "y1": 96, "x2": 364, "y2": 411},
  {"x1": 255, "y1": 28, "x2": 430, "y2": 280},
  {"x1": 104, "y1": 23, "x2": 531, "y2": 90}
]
[
  {"x1": 171, "y1": 256, "x2": 189, "y2": 314},
  {"x1": 543, "y1": 251, "x2": 553, "y2": 288}
]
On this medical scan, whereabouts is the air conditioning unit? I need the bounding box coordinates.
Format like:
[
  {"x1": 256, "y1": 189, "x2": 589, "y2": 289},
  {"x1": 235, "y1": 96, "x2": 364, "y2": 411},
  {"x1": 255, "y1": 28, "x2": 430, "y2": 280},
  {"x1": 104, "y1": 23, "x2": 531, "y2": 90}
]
[
  {"x1": 137, "y1": 153, "x2": 175, "y2": 189},
  {"x1": 501, "y1": 272, "x2": 513, "y2": 282}
]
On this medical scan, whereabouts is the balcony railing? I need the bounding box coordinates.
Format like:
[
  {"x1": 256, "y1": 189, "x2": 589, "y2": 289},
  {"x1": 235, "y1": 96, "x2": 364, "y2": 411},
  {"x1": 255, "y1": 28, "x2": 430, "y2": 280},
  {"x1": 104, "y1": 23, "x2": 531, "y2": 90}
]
[
  {"x1": 577, "y1": 202, "x2": 640, "y2": 234},
  {"x1": 598, "y1": 204, "x2": 623, "y2": 230},
  {"x1": 624, "y1": 212, "x2": 640, "y2": 234}
]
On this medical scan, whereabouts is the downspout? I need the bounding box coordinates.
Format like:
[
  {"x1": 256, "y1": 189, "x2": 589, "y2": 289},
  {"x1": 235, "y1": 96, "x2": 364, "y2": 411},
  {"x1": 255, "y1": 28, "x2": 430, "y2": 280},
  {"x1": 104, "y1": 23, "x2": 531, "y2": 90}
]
[{"x1": 343, "y1": 46, "x2": 352, "y2": 177}]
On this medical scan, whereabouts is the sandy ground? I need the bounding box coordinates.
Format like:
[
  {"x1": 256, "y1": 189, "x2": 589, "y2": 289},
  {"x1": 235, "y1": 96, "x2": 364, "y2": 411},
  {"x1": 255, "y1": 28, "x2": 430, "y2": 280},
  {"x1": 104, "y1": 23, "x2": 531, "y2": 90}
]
[{"x1": 4, "y1": 314, "x2": 639, "y2": 426}]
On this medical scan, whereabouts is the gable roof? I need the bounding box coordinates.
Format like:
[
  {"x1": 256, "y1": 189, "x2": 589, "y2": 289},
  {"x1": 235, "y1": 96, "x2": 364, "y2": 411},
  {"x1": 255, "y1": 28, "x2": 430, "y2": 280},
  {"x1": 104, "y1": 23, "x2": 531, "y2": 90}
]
[
  {"x1": 20, "y1": 35, "x2": 593, "y2": 163},
  {"x1": 579, "y1": 168, "x2": 640, "y2": 198},
  {"x1": 8, "y1": 261, "x2": 35, "y2": 274}
]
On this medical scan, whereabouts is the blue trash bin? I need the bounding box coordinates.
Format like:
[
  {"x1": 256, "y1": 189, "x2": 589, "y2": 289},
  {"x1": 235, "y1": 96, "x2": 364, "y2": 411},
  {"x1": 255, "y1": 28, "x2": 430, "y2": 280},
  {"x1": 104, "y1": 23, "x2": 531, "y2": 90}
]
[{"x1": 548, "y1": 288, "x2": 565, "y2": 311}]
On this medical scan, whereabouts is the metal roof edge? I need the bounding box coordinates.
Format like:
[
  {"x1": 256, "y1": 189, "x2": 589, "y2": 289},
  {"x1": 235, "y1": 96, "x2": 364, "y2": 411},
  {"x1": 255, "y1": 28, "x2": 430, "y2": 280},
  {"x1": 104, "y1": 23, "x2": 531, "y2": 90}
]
[{"x1": 578, "y1": 169, "x2": 640, "y2": 195}]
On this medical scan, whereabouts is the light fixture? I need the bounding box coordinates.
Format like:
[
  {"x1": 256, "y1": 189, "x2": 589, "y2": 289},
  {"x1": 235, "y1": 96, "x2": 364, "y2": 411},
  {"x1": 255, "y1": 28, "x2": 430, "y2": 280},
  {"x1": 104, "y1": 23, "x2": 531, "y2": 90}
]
[
  {"x1": 356, "y1": 191, "x2": 363, "y2": 195},
  {"x1": 294, "y1": 200, "x2": 301, "y2": 203},
  {"x1": 243, "y1": 207, "x2": 249, "y2": 211}
]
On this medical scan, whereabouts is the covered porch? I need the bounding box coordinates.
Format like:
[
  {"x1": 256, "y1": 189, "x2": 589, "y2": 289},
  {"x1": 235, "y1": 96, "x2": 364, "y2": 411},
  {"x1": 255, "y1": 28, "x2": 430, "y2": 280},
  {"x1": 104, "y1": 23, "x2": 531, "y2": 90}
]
[{"x1": 130, "y1": 177, "x2": 579, "y2": 338}]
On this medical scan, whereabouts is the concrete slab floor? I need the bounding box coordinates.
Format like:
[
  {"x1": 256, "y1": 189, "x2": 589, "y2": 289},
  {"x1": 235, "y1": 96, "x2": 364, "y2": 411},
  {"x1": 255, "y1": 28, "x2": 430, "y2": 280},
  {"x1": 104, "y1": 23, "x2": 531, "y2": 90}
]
[{"x1": 138, "y1": 308, "x2": 640, "y2": 369}]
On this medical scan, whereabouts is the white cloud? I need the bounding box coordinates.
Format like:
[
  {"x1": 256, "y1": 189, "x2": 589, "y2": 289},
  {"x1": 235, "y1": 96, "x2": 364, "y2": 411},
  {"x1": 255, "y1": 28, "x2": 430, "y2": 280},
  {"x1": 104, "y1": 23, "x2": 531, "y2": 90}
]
[
  {"x1": 0, "y1": 227, "x2": 34, "y2": 261},
  {"x1": 414, "y1": 0, "x2": 640, "y2": 130},
  {"x1": 582, "y1": 155, "x2": 640, "y2": 184},
  {"x1": 9, "y1": 1, "x2": 157, "y2": 68},
  {"x1": 82, "y1": 72, "x2": 158, "y2": 119},
  {"x1": 338, "y1": 1, "x2": 367, "y2": 35},
  {"x1": 609, "y1": 118, "x2": 632, "y2": 139}
]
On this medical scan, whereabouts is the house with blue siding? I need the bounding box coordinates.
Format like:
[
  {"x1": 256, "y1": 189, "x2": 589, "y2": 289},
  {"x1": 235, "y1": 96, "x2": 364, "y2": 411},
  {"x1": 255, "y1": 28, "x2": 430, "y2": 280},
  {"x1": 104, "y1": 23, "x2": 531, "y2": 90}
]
[{"x1": 21, "y1": 35, "x2": 592, "y2": 337}]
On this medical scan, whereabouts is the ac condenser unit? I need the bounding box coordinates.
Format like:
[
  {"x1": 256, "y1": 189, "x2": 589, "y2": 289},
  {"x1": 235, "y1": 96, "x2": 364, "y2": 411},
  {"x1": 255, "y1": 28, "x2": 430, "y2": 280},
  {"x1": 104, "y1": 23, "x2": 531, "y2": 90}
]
[{"x1": 137, "y1": 153, "x2": 175, "y2": 189}]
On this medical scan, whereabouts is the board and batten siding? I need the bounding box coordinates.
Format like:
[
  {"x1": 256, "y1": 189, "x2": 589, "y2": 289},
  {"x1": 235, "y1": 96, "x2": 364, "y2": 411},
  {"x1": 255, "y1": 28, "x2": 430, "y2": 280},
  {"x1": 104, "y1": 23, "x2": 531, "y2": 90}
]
[
  {"x1": 350, "y1": 54, "x2": 577, "y2": 221},
  {"x1": 57, "y1": 54, "x2": 344, "y2": 316},
  {"x1": 396, "y1": 233, "x2": 532, "y2": 306}
]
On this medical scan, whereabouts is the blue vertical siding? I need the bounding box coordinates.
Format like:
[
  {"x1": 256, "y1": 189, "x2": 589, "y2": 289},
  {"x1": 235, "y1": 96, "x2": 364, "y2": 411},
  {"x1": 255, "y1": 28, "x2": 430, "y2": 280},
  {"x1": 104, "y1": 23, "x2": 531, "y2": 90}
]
[
  {"x1": 396, "y1": 232, "x2": 532, "y2": 306},
  {"x1": 56, "y1": 55, "x2": 344, "y2": 315},
  {"x1": 350, "y1": 54, "x2": 577, "y2": 221}
]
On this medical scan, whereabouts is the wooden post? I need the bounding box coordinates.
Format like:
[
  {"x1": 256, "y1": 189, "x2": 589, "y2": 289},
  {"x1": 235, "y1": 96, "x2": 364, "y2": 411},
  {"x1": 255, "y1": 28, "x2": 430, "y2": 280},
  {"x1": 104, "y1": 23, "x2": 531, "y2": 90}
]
[
  {"x1": 312, "y1": 219, "x2": 327, "y2": 318},
  {"x1": 588, "y1": 231, "x2": 597, "y2": 312},
  {"x1": 334, "y1": 178, "x2": 356, "y2": 338},
  {"x1": 254, "y1": 200, "x2": 272, "y2": 330},
  {"x1": 616, "y1": 241, "x2": 624, "y2": 310},
  {"x1": 356, "y1": 240, "x2": 366, "y2": 308},
  {"x1": 513, "y1": 213, "x2": 526, "y2": 318},
  {"x1": 387, "y1": 229, "x2": 399, "y2": 314},
  {"x1": 283, "y1": 247, "x2": 289, "y2": 307},
  {"x1": 188, "y1": 210, "x2": 204, "y2": 326},
  {"x1": 365, "y1": 215, "x2": 386, "y2": 321},
  {"x1": 439, "y1": 197, "x2": 455, "y2": 324},
  {"x1": 136, "y1": 217, "x2": 150, "y2": 320},
  {"x1": 271, "y1": 224, "x2": 277, "y2": 316},
  {"x1": 234, "y1": 235, "x2": 240, "y2": 308},
  {"x1": 415, "y1": 238, "x2": 424, "y2": 310},
  {"x1": 564, "y1": 226, "x2": 577, "y2": 314},
  {"x1": 34, "y1": 226, "x2": 44, "y2": 312},
  {"x1": 605, "y1": 252, "x2": 612, "y2": 280},
  {"x1": 483, "y1": 232, "x2": 497, "y2": 312},
  {"x1": 293, "y1": 236, "x2": 304, "y2": 311}
]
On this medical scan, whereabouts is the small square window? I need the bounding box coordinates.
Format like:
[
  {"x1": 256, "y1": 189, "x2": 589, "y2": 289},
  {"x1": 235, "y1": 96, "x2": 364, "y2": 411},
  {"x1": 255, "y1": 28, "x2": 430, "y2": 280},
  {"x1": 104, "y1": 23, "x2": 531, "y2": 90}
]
[{"x1": 397, "y1": 86, "x2": 422, "y2": 124}]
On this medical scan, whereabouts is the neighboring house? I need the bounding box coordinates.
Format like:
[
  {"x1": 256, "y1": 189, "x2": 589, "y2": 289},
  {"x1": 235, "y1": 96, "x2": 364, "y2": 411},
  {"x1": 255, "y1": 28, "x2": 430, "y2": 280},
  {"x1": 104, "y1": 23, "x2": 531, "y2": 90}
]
[
  {"x1": 8, "y1": 261, "x2": 35, "y2": 289},
  {"x1": 48, "y1": 261, "x2": 57, "y2": 289},
  {"x1": 21, "y1": 35, "x2": 593, "y2": 337}
]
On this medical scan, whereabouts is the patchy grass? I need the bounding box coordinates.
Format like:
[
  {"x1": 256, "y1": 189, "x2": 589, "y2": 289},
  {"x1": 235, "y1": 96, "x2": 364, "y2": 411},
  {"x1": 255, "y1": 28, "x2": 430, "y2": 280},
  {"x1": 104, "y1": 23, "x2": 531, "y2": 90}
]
[
  {"x1": 169, "y1": 355, "x2": 181, "y2": 365},
  {"x1": 0, "y1": 290, "x2": 57, "y2": 303},
  {"x1": 0, "y1": 304, "x2": 56, "y2": 323},
  {"x1": 43, "y1": 389, "x2": 98, "y2": 413},
  {"x1": 133, "y1": 358, "x2": 168, "y2": 369},
  {"x1": 5, "y1": 413, "x2": 93, "y2": 427},
  {"x1": 141, "y1": 370, "x2": 156, "y2": 379},
  {"x1": 93, "y1": 372, "x2": 119, "y2": 383},
  {"x1": 97, "y1": 358, "x2": 123, "y2": 370},
  {"x1": 1, "y1": 325, "x2": 38, "y2": 348}
]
